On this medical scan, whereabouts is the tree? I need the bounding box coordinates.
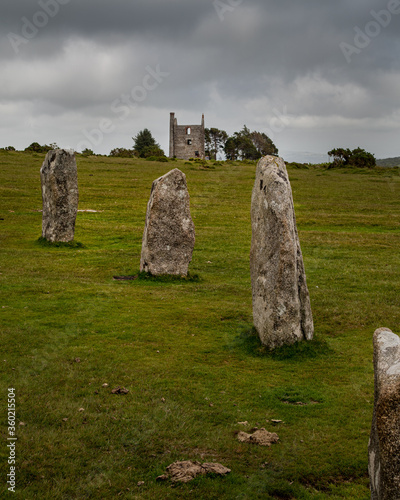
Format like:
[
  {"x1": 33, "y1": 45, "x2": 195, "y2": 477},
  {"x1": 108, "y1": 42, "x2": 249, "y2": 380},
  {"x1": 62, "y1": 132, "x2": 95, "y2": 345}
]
[
  {"x1": 224, "y1": 126, "x2": 278, "y2": 161},
  {"x1": 328, "y1": 147, "x2": 375, "y2": 168},
  {"x1": 251, "y1": 131, "x2": 278, "y2": 156},
  {"x1": 224, "y1": 136, "x2": 239, "y2": 160},
  {"x1": 235, "y1": 126, "x2": 259, "y2": 160},
  {"x1": 205, "y1": 127, "x2": 228, "y2": 160},
  {"x1": 133, "y1": 129, "x2": 164, "y2": 158},
  {"x1": 350, "y1": 147, "x2": 376, "y2": 168},
  {"x1": 327, "y1": 148, "x2": 352, "y2": 167}
]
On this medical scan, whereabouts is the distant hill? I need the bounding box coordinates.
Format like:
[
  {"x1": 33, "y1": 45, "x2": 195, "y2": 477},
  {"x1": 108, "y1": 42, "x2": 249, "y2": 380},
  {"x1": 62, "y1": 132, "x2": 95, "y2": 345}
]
[
  {"x1": 282, "y1": 150, "x2": 330, "y2": 164},
  {"x1": 376, "y1": 156, "x2": 400, "y2": 167}
]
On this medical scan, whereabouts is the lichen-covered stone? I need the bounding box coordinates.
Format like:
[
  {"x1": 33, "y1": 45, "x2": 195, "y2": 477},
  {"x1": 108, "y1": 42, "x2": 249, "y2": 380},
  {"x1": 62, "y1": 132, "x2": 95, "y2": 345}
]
[
  {"x1": 250, "y1": 155, "x2": 313, "y2": 349},
  {"x1": 40, "y1": 149, "x2": 78, "y2": 242},
  {"x1": 140, "y1": 168, "x2": 195, "y2": 276},
  {"x1": 369, "y1": 327, "x2": 400, "y2": 500}
]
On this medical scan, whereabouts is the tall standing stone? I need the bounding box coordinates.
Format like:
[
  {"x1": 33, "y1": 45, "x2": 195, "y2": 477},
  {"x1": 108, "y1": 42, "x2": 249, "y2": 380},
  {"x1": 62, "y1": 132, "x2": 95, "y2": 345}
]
[
  {"x1": 140, "y1": 168, "x2": 195, "y2": 276},
  {"x1": 369, "y1": 327, "x2": 400, "y2": 500},
  {"x1": 40, "y1": 149, "x2": 79, "y2": 242},
  {"x1": 250, "y1": 155, "x2": 313, "y2": 349}
]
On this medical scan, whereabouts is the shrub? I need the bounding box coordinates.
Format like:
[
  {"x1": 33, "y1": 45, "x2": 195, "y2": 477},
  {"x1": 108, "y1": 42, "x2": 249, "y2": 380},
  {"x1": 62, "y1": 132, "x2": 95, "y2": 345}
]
[
  {"x1": 287, "y1": 162, "x2": 309, "y2": 169},
  {"x1": 145, "y1": 155, "x2": 168, "y2": 162},
  {"x1": 81, "y1": 148, "x2": 94, "y2": 157},
  {"x1": 328, "y1": 147, "x2": 376, "y2": 168},
  {"x1": 109, "y1": 148, "x2": 135, "y2": 158},
  {"x1": 142, "y1": 145, "x2": 165, "y2": 158},
  {"x1": 25, "y1": 142, "x2": 53, "y2": 153}
]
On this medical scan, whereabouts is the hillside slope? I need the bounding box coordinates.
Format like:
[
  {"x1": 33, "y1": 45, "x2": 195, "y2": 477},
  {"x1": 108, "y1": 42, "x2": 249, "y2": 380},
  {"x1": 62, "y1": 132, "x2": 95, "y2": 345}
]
[{"x1": 376, "y1": 156, "x2": 400, "y2": 167}]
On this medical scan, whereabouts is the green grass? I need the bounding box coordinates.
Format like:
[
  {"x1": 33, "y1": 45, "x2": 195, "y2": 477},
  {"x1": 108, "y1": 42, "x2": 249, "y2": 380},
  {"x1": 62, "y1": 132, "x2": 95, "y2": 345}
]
[
  {"x1": 136, "y1": 271, "x2": 201, "y2": 282},
  {"x1": 1, "y1": 151, "x2": 399, "y2": 498},
  {"x1": 36, "y1": 237, "x2": 85, "y2": 249}
]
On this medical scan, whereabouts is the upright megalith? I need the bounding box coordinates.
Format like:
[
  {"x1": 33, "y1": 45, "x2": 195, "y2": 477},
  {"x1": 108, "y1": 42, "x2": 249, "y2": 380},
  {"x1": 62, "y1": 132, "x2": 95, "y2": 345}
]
[
  {"x1": 250, "y1": 155, "x2": 313, "y2": 349},
  {"x1": 369, "y1": 327, "x2": 400, "y2": 500},
  {"x1": 40, "y1": 149, "x2": 79, "y2": 242},
  {"x1": 140, "y1": 168, "x2": 195, "y2": 276}
]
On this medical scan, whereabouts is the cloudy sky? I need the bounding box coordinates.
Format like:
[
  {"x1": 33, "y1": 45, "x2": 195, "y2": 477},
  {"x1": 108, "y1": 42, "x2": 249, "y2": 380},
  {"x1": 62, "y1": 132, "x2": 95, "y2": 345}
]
[{"x1": 1, "y1": 0, "x2": 400, "y2": 161}]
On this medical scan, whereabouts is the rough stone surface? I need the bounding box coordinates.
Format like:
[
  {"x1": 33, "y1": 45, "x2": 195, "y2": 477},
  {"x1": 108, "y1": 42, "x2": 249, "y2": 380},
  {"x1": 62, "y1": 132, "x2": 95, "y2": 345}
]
[
  {"x1": 169, "y1": 112, "x2": 205, "y2": 160},
  {"x1": 40, "y1": 149, "x2": 78, "y2": 242},
  {"x1": 140, "y1": 168, "x2": 195, "y2": 276},
  {"x1": 237, "y1": 428, "x2": 279, "y2": 447},
  {"x1": 369, "y1": 327, "x2": 400, "y2": 500},
  {"x1": 157, "y1": 460, "x2": 231, "y2": 483},
  {"x1": 250, "y1": 155, "x2": 313, "y2": 349}
]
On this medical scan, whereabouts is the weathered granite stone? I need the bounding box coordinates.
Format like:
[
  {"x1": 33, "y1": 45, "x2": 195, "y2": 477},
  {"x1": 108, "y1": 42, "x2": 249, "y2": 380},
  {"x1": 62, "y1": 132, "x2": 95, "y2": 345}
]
[
  {"x1": 40, "y1": 149, "x2": 78, "y2": 242},
  {"x1": 140, "y1": 168, "x2": 195, "y2": 276},
  {"x1": 369, "y1": 327, "x2": 400, "y2": 500},
  {"x1": 250, "y1": 155, "x2": 313, "y2": 349}
]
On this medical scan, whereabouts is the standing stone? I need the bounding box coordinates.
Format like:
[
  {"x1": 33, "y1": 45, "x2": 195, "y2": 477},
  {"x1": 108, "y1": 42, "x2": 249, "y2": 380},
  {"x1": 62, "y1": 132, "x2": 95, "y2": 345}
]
[
  {"x1": 369, "y1": 327, "x2": 400, "y2": 500},
  {"x1": 140, "y1": 168, "x2": 195, "y2": 276},
  {"x1": 250, "y1": 155, "x2": 313, "y2": 349},
  {"x1": 40, "y1": 149, "x2": 79, "y2": 242}
]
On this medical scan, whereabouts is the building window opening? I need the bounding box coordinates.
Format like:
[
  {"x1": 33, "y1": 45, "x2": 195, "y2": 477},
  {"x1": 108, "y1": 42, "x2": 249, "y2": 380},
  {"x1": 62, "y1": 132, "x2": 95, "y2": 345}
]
[
  {"x1": 187, "y1": 139, "x2": 192, "y2": 145},
  {"x1": 195, "y1": 151, "x2": 200, "y2": 157},
  {"x1": 186, "y1": 127, "x2": 191, "y2": 135}
]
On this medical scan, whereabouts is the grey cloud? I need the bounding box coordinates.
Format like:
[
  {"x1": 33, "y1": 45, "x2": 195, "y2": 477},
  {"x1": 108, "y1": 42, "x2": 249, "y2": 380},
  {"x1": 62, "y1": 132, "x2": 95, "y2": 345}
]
[{"x1": 0, "y1": 0, "x2": 399, "y2": 158}]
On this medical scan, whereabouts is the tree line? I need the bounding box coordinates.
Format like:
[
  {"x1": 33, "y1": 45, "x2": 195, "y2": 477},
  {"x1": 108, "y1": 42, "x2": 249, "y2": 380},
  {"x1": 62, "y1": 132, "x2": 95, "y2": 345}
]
[
  {"x1": 3, "y1": 134, "x2": 378, "y2": 170},
  {"x1": 112, "y1": 125, "x2": 279, "y2": 161}
]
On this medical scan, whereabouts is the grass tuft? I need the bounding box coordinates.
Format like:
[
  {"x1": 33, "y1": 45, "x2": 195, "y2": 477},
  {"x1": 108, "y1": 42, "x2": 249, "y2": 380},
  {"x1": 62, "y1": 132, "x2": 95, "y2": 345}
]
[
  {"x1": 273, "y1": 385, "x2": 325, "y2": 405},
  {"x1": 233, "y1": 327, "x2": 332, "y2": 360},
  {"x1": 36, "y1": 236, "x2": 85, "y2": 248},
  {"x1": 136, "y1": 270, "x2": 200, "y2": 282},
  {"x1": 269, "y1": 338, "x2": 333, "y2": 360}
]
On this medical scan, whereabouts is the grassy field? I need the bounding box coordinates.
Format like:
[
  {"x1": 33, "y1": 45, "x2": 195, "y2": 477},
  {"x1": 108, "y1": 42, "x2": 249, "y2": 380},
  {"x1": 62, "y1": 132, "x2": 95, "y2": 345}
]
[{"x1": 1, "y1": 151, "x2": 399, "y2": 499}]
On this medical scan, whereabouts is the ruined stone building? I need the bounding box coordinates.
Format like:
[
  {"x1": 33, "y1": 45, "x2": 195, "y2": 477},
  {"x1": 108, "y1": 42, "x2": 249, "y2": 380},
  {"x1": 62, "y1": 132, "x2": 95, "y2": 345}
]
[{"x1": 169, "y1": 113, "x2": 205, "y2": 160}]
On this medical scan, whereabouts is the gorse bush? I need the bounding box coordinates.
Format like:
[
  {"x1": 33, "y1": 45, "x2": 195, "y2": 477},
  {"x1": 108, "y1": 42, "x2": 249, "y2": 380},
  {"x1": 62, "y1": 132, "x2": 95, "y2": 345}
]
[
  {"x1": 109, "y1": 148, "x2": 135, "y2": 158},
  {"x1": 328, "y1": 147, "x2": 376, "y2": 168},
  {"x1": 25, "y1": 142, "x2": 57, "y2": 153}
]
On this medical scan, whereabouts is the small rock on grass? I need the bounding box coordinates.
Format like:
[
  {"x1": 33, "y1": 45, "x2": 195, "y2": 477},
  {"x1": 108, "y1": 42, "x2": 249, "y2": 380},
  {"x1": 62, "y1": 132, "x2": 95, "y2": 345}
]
[
  {"x1": 156, "y1": 461, "x2": 231, "y2": 483},
  {"x1": 237, "y1": 428, "x2": 279, "y2": 447},
  {"x1": 111, "y1": 386, "x2": 129, "y2": 394}
]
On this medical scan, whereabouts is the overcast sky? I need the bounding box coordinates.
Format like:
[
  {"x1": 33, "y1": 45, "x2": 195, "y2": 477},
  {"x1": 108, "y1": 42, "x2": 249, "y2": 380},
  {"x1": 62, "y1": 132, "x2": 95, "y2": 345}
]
[{"x1": 1, "y1": 0, "x2": 400, "y2": 161}]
